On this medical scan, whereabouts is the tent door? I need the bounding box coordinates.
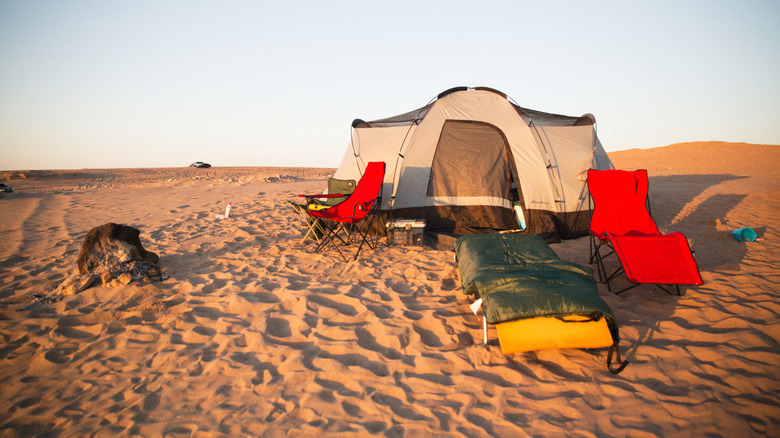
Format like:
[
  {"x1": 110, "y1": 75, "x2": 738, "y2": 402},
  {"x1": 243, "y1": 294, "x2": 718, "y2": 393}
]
[{"x1": 425, "y1": 120, "x2": 517, "y2": 230}]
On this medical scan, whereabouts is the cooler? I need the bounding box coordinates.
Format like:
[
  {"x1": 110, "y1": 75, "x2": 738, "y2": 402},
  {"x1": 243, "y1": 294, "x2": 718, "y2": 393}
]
[{"x1": 386, "y1": 219, "x2": 426, "y2": 246}]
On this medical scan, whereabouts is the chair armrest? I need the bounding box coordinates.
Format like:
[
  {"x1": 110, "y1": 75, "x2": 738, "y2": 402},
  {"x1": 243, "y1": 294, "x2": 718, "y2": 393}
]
[
  {"x1": 299, "y1": 193, "x2": 349, "y2": 206},
  {"x1": 350, "y1": 200, "x2": 376, "y2": 217},
  {"x1": 298, "y1": 194, "x2": 347, "y2": 199}
]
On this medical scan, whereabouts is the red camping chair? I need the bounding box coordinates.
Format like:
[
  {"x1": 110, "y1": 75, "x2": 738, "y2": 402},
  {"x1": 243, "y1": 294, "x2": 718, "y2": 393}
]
[
  {"x1": 588, "y1": 169, "x2": 703, "y2": 295},
  {"x1": 299, "y1": 161, "x2": 386, "y2": 262},
  {"x1": 289, "y1": 178, "x2": 357, "y2": 244}
]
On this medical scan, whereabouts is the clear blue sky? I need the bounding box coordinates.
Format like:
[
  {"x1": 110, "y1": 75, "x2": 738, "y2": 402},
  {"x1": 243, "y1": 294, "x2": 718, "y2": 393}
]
[{"x1": 2, "y1": 1, "x2": 778, "y2": 170}]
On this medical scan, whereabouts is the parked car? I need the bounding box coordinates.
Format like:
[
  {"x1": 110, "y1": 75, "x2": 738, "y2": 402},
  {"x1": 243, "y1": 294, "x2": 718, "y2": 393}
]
[
  {"x1": 0, "y1": 183, "x2": 13, "y2": 193},
  {"x1": 189, "y1": 162, "x2": 211, "y2": 168}
]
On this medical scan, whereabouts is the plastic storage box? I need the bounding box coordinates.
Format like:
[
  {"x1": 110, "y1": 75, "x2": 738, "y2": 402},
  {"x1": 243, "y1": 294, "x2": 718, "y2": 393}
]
[{"x1": 386, "y1": 219, "x2": 426, "y2": 246}]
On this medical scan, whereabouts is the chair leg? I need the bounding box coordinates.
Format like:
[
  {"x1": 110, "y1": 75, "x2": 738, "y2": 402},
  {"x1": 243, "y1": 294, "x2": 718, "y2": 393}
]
[
  {"x1": 314, "y1": 222, "x2": 351, "y2": 262},
  {"x1": 589, "y1": 235, "x2": 596, "y2": 265},
  {"x1": 303, "y1": 217, "x2": 327, "y2": 244},
  {"x1": 308, "y1": 210, "x2": 382, "y2": 262},
  {"x1": 652, "y1": 284, "x2": 682, "y2": 296},
  {"x1": 592, "y1": 245, "x2": 610, "y2": 291},
  {"x1": 340, "y1": 223, "x2": 371, "y2": 261},
  {"x1": 337, "y1": 212, "x2": 383, "y2": 261},
  {"x1": 590, "y1": 236, "x2": 605, "y2": 281},
  {"x1": 482, "y1": 316, "x2": 488, "y2": 345},
  {"x1": 614, "y1": 282, "x2": 642, "y2": 295},
  {"x1": 352, "y1": 213, "x2": 381, "y2": 250},
  {"x1": 289, "y1": 202, "x2": 327, "y2": 244},
  {"x1": 592, "y1": 241, "x2": 630, "y2": 293}
]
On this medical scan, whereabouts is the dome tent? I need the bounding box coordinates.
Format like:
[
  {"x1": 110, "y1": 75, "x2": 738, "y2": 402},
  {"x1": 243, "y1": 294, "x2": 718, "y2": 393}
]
[{"x1": 333, "y1": 87, "x2": 614, "y2": 242}]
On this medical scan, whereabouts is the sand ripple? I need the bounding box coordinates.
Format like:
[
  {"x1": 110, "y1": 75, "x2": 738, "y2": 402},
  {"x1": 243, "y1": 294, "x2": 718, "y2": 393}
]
[{"x1": 1, "y1": 149, "x2": 779, "y2": 436}]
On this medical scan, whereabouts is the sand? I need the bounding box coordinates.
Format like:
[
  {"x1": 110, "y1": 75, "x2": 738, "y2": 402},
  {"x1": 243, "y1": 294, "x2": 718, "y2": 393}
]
[{"x1": 0, "y1": 142, "x2": 778, "y2": 436}]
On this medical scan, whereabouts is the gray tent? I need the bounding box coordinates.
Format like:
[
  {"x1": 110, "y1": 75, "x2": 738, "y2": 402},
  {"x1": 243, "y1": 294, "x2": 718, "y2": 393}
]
[{"x1": 333, "y1": 87, "x2": 614, "y2": 241}]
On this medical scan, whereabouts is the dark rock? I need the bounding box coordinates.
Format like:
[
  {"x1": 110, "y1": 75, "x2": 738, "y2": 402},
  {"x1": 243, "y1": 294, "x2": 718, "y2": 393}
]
[
  {"x1": 77, "y1": 223, "x2": 159, "y2": 275},
  {"x1": 49, "y1": 223, "x2": 163, "y2": 296}
]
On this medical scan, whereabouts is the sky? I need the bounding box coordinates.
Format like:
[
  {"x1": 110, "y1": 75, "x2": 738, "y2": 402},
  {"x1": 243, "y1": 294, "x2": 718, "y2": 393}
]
[{"x1": 1, "y1": 1, "x2": 779, "y2": 170}]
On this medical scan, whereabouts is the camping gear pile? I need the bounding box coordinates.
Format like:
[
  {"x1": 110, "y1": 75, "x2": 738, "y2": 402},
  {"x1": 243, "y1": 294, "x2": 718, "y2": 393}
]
[{"x1": 291, "y1": 87, "x2": 704, "y2": 374}]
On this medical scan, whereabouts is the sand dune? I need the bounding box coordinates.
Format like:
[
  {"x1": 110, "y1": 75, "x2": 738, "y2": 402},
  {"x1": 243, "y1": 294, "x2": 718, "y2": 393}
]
[{"x1": 0, "y1": 142, "x2": 778, "y2": 436}]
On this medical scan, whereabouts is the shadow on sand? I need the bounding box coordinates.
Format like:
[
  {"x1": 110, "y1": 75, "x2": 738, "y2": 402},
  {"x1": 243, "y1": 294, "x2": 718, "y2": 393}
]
[
  {"x1": 647, "y1": 174, "x2": 749, "y2": 269},
  {"x1": 646, "y1": 174, "x2": 745, "y2": 227}
]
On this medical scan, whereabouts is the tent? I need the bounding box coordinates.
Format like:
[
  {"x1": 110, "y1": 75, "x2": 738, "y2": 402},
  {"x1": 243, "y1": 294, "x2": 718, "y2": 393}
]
[{"x1": 332, "y1": 86, "x2": 614, "y2": 242}]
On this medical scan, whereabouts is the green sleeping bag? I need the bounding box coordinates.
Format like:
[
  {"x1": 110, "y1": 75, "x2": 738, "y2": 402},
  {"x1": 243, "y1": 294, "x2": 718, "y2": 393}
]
[
  {"x1": 454, "y1": 234, "x2": 617, "y2": 335},
  {"x1": 453, "y1": 234, "x2": 627, "y2": 373}
]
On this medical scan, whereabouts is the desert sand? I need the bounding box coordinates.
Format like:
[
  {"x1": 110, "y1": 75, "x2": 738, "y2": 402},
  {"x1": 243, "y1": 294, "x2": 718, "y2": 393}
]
[{"x1": 0, "y1": 142, "x2": 778, "y2": 436}]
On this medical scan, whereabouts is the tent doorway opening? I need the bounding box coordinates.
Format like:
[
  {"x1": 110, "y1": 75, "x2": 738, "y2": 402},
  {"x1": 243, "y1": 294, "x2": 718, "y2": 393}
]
[{"x1": 424, "y1": 120, "x2": 522, "y2": 233}]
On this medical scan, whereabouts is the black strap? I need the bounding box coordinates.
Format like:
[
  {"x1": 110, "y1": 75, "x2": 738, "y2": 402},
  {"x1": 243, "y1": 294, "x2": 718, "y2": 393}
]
[
  {"x1": 556, "y1": 312, "x2": 602, "y2": 323},
  {"x1": 607, "y1": 343, "x2": 629, "y2": 375}
]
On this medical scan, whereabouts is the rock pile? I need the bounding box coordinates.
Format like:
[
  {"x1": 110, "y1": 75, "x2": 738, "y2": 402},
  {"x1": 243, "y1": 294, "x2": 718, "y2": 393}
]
[{"x1": 56, "y1": 223, "x2": 166, "y2": 295}]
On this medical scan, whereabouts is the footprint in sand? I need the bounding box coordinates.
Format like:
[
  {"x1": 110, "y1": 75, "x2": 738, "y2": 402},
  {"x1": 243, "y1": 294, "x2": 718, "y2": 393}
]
[
  {"x1": 318, "y1": 351, "x2": 389, "y2": 377},
  {"x1": 412, "y1": 324, "x2": 443, "y2": 348},
  {"x1": 265, "y1": 317, "x2": 292, "y2": 338},
  {"x1": 441, "y1": 277, "x2": 457, "y2": 291},
  {"x1": 355, "y1": 328, "x2": 413, "y2": 365},
  {"x1": 403, "y1": 310, "x2": 423, "y2": 321},
  {"x1": 54, "y1": 325, "x2": 97, "y2": 340},
  {"x1": 365, "y1": 304, "x2": 394, "y2": 319},
  {"x1": 188, "y1": 306, "x2": 228, "y2": 321},
  {"x1": 44, "y1": 349, "x2": 73, "y2": 364},
  {"x1": 307, "y1": 295, "x2": 358, "y2": 316},
  {"x1": 371, "y1": 392, "x2": 433, "y2": 422},
  {"x1": 303, "y1": 313, "x2": 318, "y2": 329},
  {"x1": 341, "y1": 400, "x2": 361, "y2": 417},
  {"x1": 193, "y1": 326, "x2": 217, "y2": 337},
  {"x1": 238, "y1": 292, "x2": 281, "y2": 304}
]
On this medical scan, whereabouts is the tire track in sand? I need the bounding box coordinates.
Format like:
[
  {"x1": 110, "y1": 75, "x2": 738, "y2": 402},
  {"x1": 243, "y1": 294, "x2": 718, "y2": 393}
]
[
  {"x1": 0, "y1": 197, "x2": 40, "y2": 261},
  {"x1": 17, "y1": 194, "x2": 73, "y2": 258}
]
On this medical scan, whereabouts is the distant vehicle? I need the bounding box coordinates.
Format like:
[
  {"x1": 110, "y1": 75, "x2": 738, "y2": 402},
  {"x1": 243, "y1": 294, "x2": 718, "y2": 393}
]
[
  {"x1": 0, "y1": 183, "x2": 13, "y2": 193},
  {"x1": 189, "y1": 162, "x2": 211, "y2": 168}
]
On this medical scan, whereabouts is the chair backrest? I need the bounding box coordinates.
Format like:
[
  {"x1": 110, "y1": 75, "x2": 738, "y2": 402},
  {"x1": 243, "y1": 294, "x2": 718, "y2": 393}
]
[
  {"x1": 328, "y1": 178, "x2": 356, "y2": 195},
  {"x1": 331, "y1": 161, "x2": 385, "y2": 220},
  {"x1": 319, "y1": 178, "x2": 356, "y2": 206},
  {"x1": 588, "y1": 169, "x2": 660, "y2": 239}
]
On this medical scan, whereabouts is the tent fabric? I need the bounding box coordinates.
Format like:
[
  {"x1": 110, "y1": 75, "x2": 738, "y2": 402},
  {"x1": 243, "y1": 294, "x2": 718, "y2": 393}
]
[{"x1": 333, "y1": 87, "x2": 614, "y2": 241}]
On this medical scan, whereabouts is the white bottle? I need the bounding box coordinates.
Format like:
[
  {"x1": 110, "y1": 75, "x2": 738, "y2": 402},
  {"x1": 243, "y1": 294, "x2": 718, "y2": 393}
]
[{"x1": 225, "y1": 202, "x2": 232, "y2": 218}]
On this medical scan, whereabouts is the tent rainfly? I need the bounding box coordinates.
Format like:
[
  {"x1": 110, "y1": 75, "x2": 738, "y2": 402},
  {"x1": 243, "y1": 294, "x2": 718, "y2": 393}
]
[{"x1": 332, "y1": 86, "x2": 614, "y2": 242}]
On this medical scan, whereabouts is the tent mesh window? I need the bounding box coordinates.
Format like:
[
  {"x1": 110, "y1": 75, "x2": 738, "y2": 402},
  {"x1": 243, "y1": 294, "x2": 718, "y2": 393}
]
[
  {"x1": 424, "y1": 120, "x2": 518, "y2": 231},
  {"x1": 427, "y1": 120, "x2": 512, "y2": 199}
]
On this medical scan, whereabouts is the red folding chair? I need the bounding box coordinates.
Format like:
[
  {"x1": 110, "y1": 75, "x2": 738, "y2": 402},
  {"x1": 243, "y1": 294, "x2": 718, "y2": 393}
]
[
  {"x1": 289, "y1": 178, "x2": 357, "y2": 244},
  {"x1": 588, "y1": 169, "x2": 703, "y2": 294},
  {"x1": 299, "y1": 162, "x2": 386, "y2": 262}
]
